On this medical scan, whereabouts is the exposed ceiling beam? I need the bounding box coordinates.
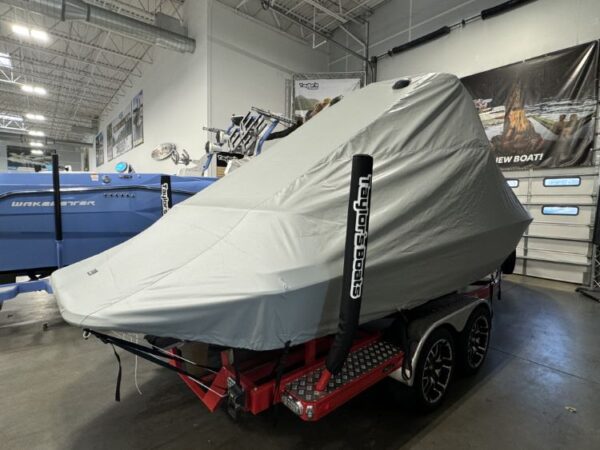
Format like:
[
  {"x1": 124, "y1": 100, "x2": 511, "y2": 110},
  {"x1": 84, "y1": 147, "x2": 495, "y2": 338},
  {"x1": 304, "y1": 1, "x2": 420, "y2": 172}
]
[
  {"x1": 0, "y1": 36, "x2": 138, "y2": 76},
  {"x1": 101, "y1": 40, "x2": 151, "y2": 112},
  {"x1": 303, "y1": 0, "x2": 349, "y2": 24},
  {"x1": 271, "y1": 2, "x2": 332, "y2": 35},
  {"x1": 0, "y1": 107, "x2": 94, "y2": 126},
  {"x1": 5, "y1": 65, "x2": 116, "y2": 98},
  {"x1": 319, "y1": 0, "x2": 376, "y2": 30},
  {"x1": 269, "y1": 2, "x2": 368, "y2": 62},
  {"x1": 216, "y1": 1, "x2": 322, "y2": 47},
  {"x1": 6, "y1": 51, "x2": 128, "y2": 86},
  {"x1": 0, "y1": 86, "x2": 102, "y2": 113},
  {"x1": 0, "y1": 18, "x2": 150, "y2": 63}
]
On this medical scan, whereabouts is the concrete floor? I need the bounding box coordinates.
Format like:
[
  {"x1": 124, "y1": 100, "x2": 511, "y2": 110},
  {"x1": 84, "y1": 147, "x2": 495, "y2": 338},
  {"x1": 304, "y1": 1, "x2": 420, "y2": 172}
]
[{"x1": 1, "y1": 277, "x2": 599, "y2": 450}]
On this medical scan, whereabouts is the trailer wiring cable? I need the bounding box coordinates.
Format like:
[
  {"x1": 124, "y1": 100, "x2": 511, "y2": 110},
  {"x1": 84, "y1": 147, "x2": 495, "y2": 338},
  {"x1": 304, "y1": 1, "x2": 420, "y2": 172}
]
[{"x1": 115, "y1": 333, "x2": 144, "y2": 396}]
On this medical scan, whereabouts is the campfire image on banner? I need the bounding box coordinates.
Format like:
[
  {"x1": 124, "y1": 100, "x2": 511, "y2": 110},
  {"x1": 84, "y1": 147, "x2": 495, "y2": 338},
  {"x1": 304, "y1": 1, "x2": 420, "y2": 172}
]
[
  {"x1": 462, "y1": 42, "x2": 598, "y2": 169},
  {"x1": 494, "y1": 82, "x2": 544, "y2": 155}
]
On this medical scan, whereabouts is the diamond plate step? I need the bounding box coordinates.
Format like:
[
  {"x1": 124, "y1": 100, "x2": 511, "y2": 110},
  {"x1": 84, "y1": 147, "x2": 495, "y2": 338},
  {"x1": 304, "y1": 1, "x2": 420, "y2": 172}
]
[{"x1": 281, "y1": 340, "x2": 403, "y2": 421}]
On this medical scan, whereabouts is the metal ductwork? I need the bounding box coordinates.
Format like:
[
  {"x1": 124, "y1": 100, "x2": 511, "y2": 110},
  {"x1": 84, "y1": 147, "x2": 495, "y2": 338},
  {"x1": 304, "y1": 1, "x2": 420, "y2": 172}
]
[{"x1": 3, "y1": 0, "x2": 195, "y2": 53}]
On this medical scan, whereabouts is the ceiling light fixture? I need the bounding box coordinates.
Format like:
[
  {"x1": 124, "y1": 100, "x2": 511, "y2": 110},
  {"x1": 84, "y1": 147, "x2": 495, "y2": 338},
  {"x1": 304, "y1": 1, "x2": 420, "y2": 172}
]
[
  {"x1": 29, "y1": 130, "x2": 45, "y2": 136},
  {"x1": 30, "y1": 29, "x2": 48, "y2": 41},
  {"x1": 12, "y1": 24, "x2": 49, "y2": 42},
  {"x1": 11, "y1": 24, "x2": 30, "y2": 37},
  {"x1": 30, "y1": 141, "x2": 44, "y2": 147},
  {"x1": 30, "y1": 149, "x2": 44, "y2": 155},
  {"x1": 21, "y1": 84, "x2": 47, "y2": 95},
  {"x1": 26, "y1": 113, "x2": 46, "y2": 121}
]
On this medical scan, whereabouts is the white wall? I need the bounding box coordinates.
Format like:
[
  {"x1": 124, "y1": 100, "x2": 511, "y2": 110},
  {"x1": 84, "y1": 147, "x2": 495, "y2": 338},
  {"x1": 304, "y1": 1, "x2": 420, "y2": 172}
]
[
  {"x1": 329, "y1": 0, "x2": 600, "y2": 80},
  {"x1": 0, "y1": 144, "x2": 6, "y2": 171},
  {"x1": 93, "y1": 0, "x2": 327, "y2": 173}
]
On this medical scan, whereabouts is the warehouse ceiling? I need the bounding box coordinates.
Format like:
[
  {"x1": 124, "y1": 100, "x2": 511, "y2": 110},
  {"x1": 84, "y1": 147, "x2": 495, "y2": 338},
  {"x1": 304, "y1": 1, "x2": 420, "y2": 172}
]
[
  {"x1": 218, "y1": 0, "x2": 386, "y2": 47},
  {"x1": 0, "y1": 0, "x2": 187, "y2": 145},
  {"x1": 0, "y1": 0, "x2": 387, "y2": 149}
]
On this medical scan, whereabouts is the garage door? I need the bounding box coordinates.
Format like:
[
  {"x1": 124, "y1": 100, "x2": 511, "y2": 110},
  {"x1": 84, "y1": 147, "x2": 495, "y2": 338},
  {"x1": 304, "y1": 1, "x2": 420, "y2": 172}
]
[{"x1": 503, "y1": 166, "x2": 599, "y2": 284}]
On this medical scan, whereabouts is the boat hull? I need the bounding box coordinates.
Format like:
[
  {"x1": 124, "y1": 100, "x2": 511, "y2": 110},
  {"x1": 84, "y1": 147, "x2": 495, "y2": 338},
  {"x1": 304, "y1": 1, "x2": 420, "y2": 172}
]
[{"x1": 0, "y1": 172, "x2": 215, "y2": 275}]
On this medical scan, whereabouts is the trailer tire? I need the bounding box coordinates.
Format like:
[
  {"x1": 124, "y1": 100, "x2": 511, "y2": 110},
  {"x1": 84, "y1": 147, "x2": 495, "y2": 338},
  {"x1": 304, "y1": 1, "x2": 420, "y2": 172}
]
[
  {"x1": 458, "y1": 306, "x2": 491, "y2": 375},
  {"x1": 413, "y1": 327, "x2": 455, "y2": 412}
]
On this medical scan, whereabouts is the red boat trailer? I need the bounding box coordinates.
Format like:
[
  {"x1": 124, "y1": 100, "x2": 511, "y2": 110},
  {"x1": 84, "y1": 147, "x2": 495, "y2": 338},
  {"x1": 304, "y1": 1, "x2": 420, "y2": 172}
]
[
  {"x1": 85, "y1": 155, "x2": 500, "y2": 421},
  {"x1": 170, "y1": 282, "x2": 493, "y2": 422}
]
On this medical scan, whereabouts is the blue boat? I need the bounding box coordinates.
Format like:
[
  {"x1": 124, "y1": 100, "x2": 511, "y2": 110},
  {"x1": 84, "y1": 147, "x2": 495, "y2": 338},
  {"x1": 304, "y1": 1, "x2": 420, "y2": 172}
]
[{"x1": 0, "y1": 171, "x2": 215, "y2": 285}]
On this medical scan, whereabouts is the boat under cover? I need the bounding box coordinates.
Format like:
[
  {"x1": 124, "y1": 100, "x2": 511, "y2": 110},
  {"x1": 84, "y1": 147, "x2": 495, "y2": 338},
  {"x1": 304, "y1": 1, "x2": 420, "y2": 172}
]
[{"x1": 52, "y1": 73, "x2": 531, "y2": 350}]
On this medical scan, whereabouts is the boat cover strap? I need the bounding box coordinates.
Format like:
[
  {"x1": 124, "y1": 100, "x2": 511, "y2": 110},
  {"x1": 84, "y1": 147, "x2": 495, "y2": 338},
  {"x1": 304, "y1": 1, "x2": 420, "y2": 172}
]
[
  {"x1": 271, "y1": 340, "x2": 291, "y2": 423},
  {"x1": 84, "y1": 329, "x2": 216, "y2": 401},
  {"x1": 398, "y1": 312, "x2": 414, "y2": 381},
  {"x1": 109, "y1": 343, "x2": 122, "y2": 402}
]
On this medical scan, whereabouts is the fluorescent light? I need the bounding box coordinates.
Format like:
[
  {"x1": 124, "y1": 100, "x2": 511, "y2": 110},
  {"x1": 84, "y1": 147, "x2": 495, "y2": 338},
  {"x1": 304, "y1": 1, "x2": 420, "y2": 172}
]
[
  {"x1": 12, "y1": 24, "x2": 30, "y2": 37},
  {"x1": 29, "y1": 130, "x2": 45, "y2": 136},
  {"x1": 11, "y1": 25, "x2": 49, "y2": 42},
  {"x1": 30, "y1": 29, "x2": 48, "y2": 42},
  {"x1": 0, "y1": 52, "x2": 11, "y2": 69},
  {"x1": 21, "y1": 84, "x2": 47, "y2": 95},
  {"x1": 29, "y1": 141, "x2": 44, "y2": 147},
  {"x1": 30, "y1": 149, "x2": 44, "y2": 155},
  {"x1": 26, "y1": 113, "x2": 45, "y2": 121},
  {"x1": 0, "y1": 114, "x2": 23, "y2": 122}
]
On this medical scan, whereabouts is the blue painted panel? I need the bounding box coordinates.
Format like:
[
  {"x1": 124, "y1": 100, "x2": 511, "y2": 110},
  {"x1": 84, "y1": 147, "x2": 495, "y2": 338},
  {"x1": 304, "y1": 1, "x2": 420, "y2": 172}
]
[{"x1": 0, "y1": 172, "x2": 216, "y2": 273}]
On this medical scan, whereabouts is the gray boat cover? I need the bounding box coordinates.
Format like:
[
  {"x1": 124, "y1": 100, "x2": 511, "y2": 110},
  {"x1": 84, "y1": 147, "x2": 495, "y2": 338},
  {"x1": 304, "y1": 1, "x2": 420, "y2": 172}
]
[{"x1": 52, "y1": 73, "x2": 531, "y2": 350}]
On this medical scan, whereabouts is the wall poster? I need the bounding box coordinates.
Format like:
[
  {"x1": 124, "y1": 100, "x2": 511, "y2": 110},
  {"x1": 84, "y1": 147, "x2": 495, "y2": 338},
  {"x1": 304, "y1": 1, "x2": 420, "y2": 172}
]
[
  {"x1": 110, "y1": 106, "x2": 133, "y2": 156},
  {"x1": 294, "y1": 78, "x2": 361, "y2": 117},
  {"x1": 106, "y1": 122, "x2": 114, "y2": 161},
  {"x1": 462, "y1": 42, "x2": 598, "y2": 169},
  {"x1": 132, "y1": 90, "x2": 144, "y2": 147},
  {"x1": 95, "y1": 131, "x2": 104, "y2": 167}
]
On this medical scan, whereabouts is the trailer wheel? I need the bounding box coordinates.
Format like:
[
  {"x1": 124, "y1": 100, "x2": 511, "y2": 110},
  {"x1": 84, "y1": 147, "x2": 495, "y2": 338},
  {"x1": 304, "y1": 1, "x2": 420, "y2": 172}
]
[
  {"x1": 413, "y1": 328, "x2": 455, "y2": 411},
  {"x1": 458, "y1": 306, "x2": 491, "y2": 375}
]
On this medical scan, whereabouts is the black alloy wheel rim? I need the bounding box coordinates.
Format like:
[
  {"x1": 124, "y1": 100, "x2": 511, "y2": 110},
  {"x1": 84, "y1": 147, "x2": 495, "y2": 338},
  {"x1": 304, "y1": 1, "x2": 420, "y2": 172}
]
[
  {"x1": 421, "y1": 338, "x2": 453, "y2": 404},
  {"x1": 467, "y1": 316, "x2": 490, "y2": 369}
]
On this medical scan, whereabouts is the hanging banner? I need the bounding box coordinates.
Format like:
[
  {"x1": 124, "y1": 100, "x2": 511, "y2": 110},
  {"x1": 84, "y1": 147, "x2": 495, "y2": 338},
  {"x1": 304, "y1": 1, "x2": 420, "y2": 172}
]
[
  {"x1": 294, "y1": 78, "x2": 361, "y2": 117},
  {"x1": 132, "y1": 90, "x2": 144, "y2": 147},
  {"x1": 462, "y1": 42, "x2": 598, "y2": 169},
  {"x1": 95, "y1": 131, "x2": 104, "y2": 167}
]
